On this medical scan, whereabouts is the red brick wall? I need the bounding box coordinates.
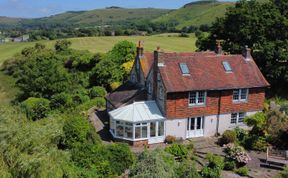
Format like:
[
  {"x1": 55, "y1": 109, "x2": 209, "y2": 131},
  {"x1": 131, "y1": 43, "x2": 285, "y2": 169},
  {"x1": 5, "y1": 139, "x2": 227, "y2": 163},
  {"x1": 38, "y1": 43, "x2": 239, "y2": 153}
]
[{"x1": 166, "y1": 88, "x2": 265, "y2": 119}]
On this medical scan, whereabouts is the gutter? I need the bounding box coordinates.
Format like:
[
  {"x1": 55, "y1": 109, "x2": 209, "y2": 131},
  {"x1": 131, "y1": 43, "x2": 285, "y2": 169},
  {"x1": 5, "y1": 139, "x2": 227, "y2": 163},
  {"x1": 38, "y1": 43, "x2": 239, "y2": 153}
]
[{"x1": 216, "y1": 90, "x2": 222, "y2": 136}]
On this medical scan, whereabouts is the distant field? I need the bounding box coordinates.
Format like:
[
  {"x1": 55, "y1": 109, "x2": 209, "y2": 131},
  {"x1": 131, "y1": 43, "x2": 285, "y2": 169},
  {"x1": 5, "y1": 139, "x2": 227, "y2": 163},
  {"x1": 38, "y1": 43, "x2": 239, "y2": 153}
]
[{"x1": 0, "y1": 34, "x2": 197, "y2": 64}]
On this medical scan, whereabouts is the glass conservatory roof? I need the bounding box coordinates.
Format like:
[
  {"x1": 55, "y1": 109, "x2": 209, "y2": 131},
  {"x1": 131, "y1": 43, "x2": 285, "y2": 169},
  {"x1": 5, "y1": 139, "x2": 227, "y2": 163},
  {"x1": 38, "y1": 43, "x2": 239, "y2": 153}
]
[{"x1": 108, "y1": 101, "x2": 165, "y2": 122}]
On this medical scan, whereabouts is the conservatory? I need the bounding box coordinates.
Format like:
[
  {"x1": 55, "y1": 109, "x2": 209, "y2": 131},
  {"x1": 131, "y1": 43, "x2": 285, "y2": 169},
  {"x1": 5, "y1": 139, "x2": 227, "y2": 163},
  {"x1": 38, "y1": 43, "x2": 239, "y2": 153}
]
[{"x1": 108, "y1": 101, "x2": 166, "y2": 144}]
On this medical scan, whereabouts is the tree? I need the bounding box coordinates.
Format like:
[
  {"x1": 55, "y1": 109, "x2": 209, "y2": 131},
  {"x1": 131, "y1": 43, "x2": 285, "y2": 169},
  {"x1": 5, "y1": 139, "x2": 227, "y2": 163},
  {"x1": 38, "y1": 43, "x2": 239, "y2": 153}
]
[
  {"x1": 55, "y1": 40, "x2": 72, "y2": 52},
  {"x1": 90, "y1": 58, "x2": 123, "y2": 90},
  {"x1": 16, "y1": 51, "x2": 70, "y2": 99},
  {"x1": 108, "y1": 40, "x2": 136, "y2": 65},
  {"x1": 196, "y1": 0, "x2": 288, "y2": 92}
]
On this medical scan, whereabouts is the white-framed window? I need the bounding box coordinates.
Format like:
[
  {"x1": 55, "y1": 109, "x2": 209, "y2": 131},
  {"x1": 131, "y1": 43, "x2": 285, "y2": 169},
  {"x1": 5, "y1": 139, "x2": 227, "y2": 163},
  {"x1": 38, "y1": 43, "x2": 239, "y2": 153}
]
[
  {"x1": 233, "y1": 89, "x2": 248, "y2": 102},
  {"x1": 135, "y1": 123, "x2": 148, "y2": 139},
  {"x1": 188, "y1": 91, "x2": 206, "y2": 106},
  {"x1": 231, "y1": 112, "x2": 246, "y2": 124}
]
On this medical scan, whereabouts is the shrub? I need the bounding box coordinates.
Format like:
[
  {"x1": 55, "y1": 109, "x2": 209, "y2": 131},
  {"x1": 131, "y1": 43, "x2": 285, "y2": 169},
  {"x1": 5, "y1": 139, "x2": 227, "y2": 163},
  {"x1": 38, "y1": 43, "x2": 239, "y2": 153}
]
[
  {"x1": 129, "y1": 150, "x2": 177, "y2": 178},
  {"x1": 235, "y1": 166, "x2": 249, "y2": 176},
  {"x1": 206, "y1": 153, "x2": 225, "y2": 170},
  {"x1": 243, "y1": 135, "x2": 268, "y2": 151},
  {"x1": 201, "y1": 154, "x2": 224, "y2": 178},
  {"x1": 21, "y1": 97, "x2": 50, "y2": 121},
  {"x1": 224, "y1": 143, "x2": 251, "y2": 166},
  {"x1": 164, "y1": 144, "x2": 188, "y2": 161},
  {"x1": 62, "y1": 116, "x2": 101, "y2": 149},
  {"x1": 89, "y1": 86, "x2": 107, "y2": 98},
  {"x1": 50, "y1": 92, "x2": 73, "y2": 109},
  {"x1": 105, "y1": 143, "x2": 135, "y2": 175},
  {"x1": 201, "y1": 166, "x2": 221, "y2": 178},
  {"x1": 277, "y1": 165, "x2": 288, "y2": 178},
  {"x1": 219, "y1": 130, "x2": 237, "y2": 145},
  {"x1": 224, "y1": 159, "x2": 236, "y2": 170},
  {"x1": 177, "y1": 160, "x2": 201, "y2": 178},
  {"x1": 165, "y1": 135, "x2": 176, "y2": 144}
]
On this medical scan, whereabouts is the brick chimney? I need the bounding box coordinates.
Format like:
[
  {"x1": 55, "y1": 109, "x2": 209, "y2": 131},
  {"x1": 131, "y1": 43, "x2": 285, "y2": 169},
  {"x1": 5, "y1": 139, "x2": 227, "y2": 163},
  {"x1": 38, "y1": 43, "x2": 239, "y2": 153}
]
[
  {"x1": 153, "y1": 47, "x2": 160, "y2": 99},
  {"x1": 242, "y1": 45, "x2": 252, "y2": 61},
  {"x1": 137, "y1": 40, "x2": 144, "y2": 57},
  {"x1": 134, "y1": 41, "x2": 144, "y2": 83},
  {"x1": 215, "y1": 40, "x2": 223, "y2": 55}
]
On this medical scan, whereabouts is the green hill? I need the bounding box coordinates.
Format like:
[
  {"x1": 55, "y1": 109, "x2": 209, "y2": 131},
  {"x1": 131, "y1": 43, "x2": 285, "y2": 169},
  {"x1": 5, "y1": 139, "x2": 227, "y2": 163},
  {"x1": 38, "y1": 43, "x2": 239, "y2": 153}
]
[
  {"x1": 0, "y1": 8, "x2": 172, "y2": 28},
  {"x1": 153, "y1": 1, "x2": 235, "y2": 29}
]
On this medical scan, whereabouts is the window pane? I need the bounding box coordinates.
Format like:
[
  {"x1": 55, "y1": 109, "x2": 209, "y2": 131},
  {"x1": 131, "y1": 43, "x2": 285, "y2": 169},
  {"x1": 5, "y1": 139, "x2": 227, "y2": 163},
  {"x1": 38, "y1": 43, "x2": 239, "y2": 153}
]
[
  {"x1": 240, "y1": 89, "x2": 248, "y2": 100},
  {"x1": 125, "y1": 126, "x2": 133, "y2": 139},
  {"x1": 189, "y1": 92, "x2": 196, "y2": 104},
  {"x1": 197, "y1": 117, "x2": 201, "y2": 129},
  {"x1": 233, "y1": 90, "x2": 239, "y2": 100},
  {"x1": 126, "y1": 122, "x2": 133, "y2": 126},
  {"x1": 116, "y1": 125, "x2": 124, "y2": 137},
  {"x1": 190, "y1": 118, "x2": 195, "y2": 130},
  {"x1": 238, "y1": 112, "x2": 246, "y2": 123},
  {"x1": 142, "y1": 126, "x2": 148, "y2": 138},
  {"x1": 231, "y1": 113, "x2": 237, "y2": 124},
  {"x1": 135, "y1": 127, "x2": 141, "y2": 139},
  {"x1": 150, "y1": 122, "x2": 156, "y2": 137},
  {"x1": 158, "y1": 121, "x2": 164, "y2": 136},
  {"x1": 198, "y1": 92, "x2": 205, "y2": 104}
]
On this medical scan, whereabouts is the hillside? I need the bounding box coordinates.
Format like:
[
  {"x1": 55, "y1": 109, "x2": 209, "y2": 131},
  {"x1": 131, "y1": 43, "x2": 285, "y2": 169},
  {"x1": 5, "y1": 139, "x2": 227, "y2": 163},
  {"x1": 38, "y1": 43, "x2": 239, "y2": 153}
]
[
  {"x1": 0, "y1": 8, "x2": 172, "y2": 28},
  {"x1": 153, "y1": 1, "x2": 234, "y2": 29},
  {"x1": 0, "y1": 34, "x2": 197, "y2": 64}
]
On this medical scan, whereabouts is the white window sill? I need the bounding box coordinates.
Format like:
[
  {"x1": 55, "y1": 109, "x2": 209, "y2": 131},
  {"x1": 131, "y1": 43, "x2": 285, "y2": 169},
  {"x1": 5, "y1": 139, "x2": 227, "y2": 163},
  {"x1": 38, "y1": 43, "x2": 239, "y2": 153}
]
[
  {"x1": 232, "y1": 100, "x2": 248, "y2": 104},
  {"x1": 188, "y1": 104, "x2": 206, "y2": 108}
]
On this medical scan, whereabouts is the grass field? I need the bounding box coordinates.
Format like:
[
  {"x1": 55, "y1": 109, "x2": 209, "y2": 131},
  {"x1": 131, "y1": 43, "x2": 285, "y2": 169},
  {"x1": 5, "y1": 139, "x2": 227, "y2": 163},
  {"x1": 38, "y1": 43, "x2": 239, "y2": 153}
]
[{"x1": 0, "y1": 34, "x2": 197, "y2": 64}]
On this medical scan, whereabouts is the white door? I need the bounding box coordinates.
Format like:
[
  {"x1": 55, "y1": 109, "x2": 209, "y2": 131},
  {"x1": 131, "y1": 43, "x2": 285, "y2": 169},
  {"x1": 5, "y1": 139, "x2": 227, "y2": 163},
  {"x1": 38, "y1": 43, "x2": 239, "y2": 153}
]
[
  {"x1": 186, "y1": 117, "x2": 204, "y2": 138},
  {"x1": 148, "y1": 121, "x2": 165, "y2": 144}
]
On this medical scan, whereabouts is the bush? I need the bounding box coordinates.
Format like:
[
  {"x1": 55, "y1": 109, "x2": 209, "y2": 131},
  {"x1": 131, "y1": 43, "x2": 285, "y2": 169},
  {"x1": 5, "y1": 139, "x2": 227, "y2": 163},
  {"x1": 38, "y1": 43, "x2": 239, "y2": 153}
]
[
  {"x1": 201, "y1": 166, "x2": 221, "y2": 178},
  {"x1": 277, "y1": 165, "x2": 288, "y2": 178},
  {"x1": 219, "y1": 130, "x2": 237, "y2": 145},
  {"x1": 129, "y1": 150, "x2": 177, "y2": 178},
  {"x1": 224, "y1": 159, "x2": 236, "y2": 170},
  {"x1": 50, "y1": 92, "x2": 73, "y2": 109},
  {"x1": 206, "y1": 153, "x2": 225, "y2": 170},
  {"x1": 235, "y1": 166, "x2": 249, "y2": 176},
  {"x1": 201, "y1": 154, "x2": 224, "y2": 178},
  {"x1": 62, "y1": 116, "x2": 101, "y2": 149},
  {"x1": 105, "y1": 143, "x2": 135, "y2": 175},
  {"x1": 164, "y1": 144, "x2": 188, "y2": 161},
  {"x1": 224, "y1": 143, "x2": 251, "y2": 166},
  {"x1": 243, "y1": 135, "x2": 268, "y2": 151},
  {"x1": 177, "y1": 160, "x2": 201, "y2": 178},
  {"x1": 89, "y1": 86, "x2": 107, "y2": 98},
  {"x1": 21, "y1": 97, "x2": 50, "y2": 121},
  {"x1": 165, "y1": 135, "x2": 176, "y2": 144}
]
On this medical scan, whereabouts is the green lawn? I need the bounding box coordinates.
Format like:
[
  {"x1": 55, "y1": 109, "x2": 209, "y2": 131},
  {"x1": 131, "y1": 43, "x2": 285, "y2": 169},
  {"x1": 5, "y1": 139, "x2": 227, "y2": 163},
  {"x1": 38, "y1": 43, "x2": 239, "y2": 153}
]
[{"x1": 0, "y1": 34, "x2": 197, "y2": 65}]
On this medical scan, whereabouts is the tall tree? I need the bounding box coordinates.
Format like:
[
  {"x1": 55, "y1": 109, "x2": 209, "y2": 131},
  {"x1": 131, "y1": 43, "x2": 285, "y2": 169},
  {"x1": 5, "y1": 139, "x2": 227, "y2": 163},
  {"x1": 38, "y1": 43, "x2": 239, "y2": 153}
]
[{"x1": 196, "y1": 0, "x2": 288, "y2": 92}]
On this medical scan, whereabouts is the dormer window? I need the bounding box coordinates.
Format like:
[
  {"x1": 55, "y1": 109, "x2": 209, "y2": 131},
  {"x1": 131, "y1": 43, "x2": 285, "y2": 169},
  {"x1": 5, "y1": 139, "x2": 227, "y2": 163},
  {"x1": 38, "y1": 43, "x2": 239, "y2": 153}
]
[
  {"x1": 222, "y1": 61, "x2": 232, "y2": 72},
  {"x1": 189, "y1": 91, "x2": 206, "y2": 106},
  {"x1": 233, "y1": 89, "x2": 248, "y2": 102},
  {"x1": 179, "y1": 63, "x2": 190, "y2": 75}
]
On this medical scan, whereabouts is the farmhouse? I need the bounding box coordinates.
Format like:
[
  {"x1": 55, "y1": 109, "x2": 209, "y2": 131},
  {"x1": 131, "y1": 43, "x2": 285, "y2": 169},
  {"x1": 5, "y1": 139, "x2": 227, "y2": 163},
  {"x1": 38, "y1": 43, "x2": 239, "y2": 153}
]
[{"x1": 105, "y1": 42, "x2": 270, "y2": 146}]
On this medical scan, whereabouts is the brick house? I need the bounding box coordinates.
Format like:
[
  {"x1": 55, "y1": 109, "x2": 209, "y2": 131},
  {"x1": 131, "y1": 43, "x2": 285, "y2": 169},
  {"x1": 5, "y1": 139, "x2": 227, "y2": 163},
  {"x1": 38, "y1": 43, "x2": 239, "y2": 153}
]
[{"x1": 106, "y1": 42, "x2": 269, "y2": 146}]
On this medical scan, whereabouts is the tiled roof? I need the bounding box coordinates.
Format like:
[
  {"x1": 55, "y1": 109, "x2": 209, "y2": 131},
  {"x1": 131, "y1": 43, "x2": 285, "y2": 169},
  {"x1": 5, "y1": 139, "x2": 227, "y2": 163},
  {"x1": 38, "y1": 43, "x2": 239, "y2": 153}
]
[
  {"x1": 105, "y1": 81, "x2": 147, "y2": 108},
  {"x1": 140, "y1": 52, "x2": 154, "y2": 78},
  {"x1": 157, "y1": 52, "x2": 270, "y2": 92}
]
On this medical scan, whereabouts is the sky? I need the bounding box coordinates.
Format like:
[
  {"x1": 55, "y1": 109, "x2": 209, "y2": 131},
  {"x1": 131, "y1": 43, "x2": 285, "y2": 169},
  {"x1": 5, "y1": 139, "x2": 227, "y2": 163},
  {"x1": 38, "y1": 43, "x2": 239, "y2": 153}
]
[{"x1": 0, "y1": 0, "x2": 198, "y2": 18}]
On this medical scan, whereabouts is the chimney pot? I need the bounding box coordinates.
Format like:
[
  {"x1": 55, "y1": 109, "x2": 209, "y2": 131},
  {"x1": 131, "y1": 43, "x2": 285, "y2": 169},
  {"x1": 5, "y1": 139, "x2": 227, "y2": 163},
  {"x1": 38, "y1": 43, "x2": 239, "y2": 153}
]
[
  {"x1": 215, "y1": 40, "x2": 223, "y2": 55},
  {"x1": 243, "y1": 45, "x2": 252, "y2": 61}
]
